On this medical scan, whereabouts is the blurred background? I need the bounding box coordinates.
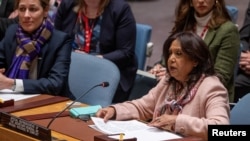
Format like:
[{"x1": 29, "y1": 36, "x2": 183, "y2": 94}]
[{"x1": 127, "y1": 0, "x2": 249, "y2": 68}]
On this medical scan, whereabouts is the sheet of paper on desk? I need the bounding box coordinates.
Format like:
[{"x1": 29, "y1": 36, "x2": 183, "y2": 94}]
[
  {"x1": 90, "y1": 117, "x2": 182, "y2": 141},
  {"x1": 0, "y1": 89, "x2": 39, "y2": 101}
]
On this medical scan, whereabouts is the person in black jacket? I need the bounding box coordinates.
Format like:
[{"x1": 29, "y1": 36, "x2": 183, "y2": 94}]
[
  {"x1": 54, "y1": 0, "x2": 138, "y2": 103},
  {"x1": 0, "y1": 0, "x2": 18, "y2": 41},
  {"x1": 234, "y1": 1, "x2": 250, "y2": 102},
  {"x1": 0, "y1": 0, "x2": 72, "y2": 96}
]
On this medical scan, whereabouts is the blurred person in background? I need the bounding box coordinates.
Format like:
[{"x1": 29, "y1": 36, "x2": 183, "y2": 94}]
[
  {"x1": 0, "y1": 0, "x2": 18, "y2": 40},
  {"x1": 54, "y1": 0, "x2": 138, "y2": 103},
  {"x1": 234, "y1": 1, "x2": 250, "y2": 102},
  {"x1": 149, "y1": 0, "x2": 240, "y2": 102}
]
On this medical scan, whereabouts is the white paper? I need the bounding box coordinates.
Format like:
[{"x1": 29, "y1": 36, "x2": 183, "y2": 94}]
[
  {"x1": 90, "y1": 117, "x2": 182, "y2": 141},
  {"x1": 0, "y1": 89, "x2": 40, "y2": 101},
  {"x1": 0, "y1": 89, "x2": 18, "y2": 94},
  {"x1": 136, "y1": 70, "x2": 156, "y2": 79}
]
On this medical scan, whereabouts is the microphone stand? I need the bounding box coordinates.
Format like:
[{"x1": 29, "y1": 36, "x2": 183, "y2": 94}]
[{"x1": 46, "y1": 83, "x2": 107, "y2": 128}]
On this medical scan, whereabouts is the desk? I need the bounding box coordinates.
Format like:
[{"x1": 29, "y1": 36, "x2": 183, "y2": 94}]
[
  {"x1": 0, "y1": 95, "x2": 202, "y2": 141},
  {"x1": 0, "y1": 95, "x2": 84, "y2": 141}
]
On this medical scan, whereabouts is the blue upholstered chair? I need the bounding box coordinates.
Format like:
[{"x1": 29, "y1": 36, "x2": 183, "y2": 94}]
[
  {"x1": 68, "y1": 52, "x2": 120, "y2": 107},
  {"x1": 129, "y1": 24, "x2": 156, "y2": 100},
  {"x1": 226, "y1": 5, "x2": 238, "y2": 24},
  {"x1": 135, "y1": 23, "x2": 153, "y2": 71},
  {"x1": 230, "y1": 93, "x2": 250, "y2": 124}
]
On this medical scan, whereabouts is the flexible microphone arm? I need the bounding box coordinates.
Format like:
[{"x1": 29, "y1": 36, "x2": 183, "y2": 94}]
[{"x1": 46, "y1": 82, "x2": 109, "y2": 128}]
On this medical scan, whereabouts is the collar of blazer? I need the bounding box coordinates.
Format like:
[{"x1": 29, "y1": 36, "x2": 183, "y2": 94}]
[{"x1": 204, "y1": 29, "x2": 216, "y2": 47}]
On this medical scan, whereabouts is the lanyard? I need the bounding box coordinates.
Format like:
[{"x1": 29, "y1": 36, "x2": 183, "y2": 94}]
[
  {"x1": 77, "y1": 12, "x2": 96, "y2": 53},
  {"x1": 194, "y1": 23, "x2": 209, "y2": 39},
  {"x1": 200, "y1": 25, "x2": 208, "y2": 39}
]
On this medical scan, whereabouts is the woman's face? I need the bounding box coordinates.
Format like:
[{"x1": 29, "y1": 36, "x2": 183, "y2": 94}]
[
  {"x1": 167, "y1": 39, "x2": 197, "y2": 82},
  {"x1": 192, "y1": 0, "x2": 215, "y2": 17},
  {"x1": 18, "y1": 0, "x2": 48, "y2": 33}
]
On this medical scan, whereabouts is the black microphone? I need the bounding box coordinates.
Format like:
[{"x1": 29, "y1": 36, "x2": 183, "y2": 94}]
[{"x1": 46, "y1": 81, "x2": 109, "y2": 128}]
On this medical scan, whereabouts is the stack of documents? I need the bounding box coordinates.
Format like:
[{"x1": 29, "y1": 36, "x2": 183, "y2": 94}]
[{"x1": 90, "y1": 117, "x2": 182, "y2": 141}]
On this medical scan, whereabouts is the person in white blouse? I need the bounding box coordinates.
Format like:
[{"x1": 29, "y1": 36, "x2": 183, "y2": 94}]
[{"x1": 149, "y1": 0, "x2": 240, "y2": 102}]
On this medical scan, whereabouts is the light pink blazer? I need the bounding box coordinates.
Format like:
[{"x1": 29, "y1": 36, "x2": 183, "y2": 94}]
[{"x1": 112, "y1": 75, "x2": 230, "y2": 140}]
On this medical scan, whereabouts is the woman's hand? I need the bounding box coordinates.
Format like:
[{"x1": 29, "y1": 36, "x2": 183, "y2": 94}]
[
  {"x1": 0, "y1": 68, "x2": 5, "y2": 73},
  {"x1": 0, "y1": 73, "x2": 13, "y2": 90},
  {"x1": 239, "y1": 51, "x2": 250, "y2": 74},
  {"x1": 95, "y1": 107, "x2": 116, "y2": 122},
  {"x1": 74, "y1": 50, "x2": 87, "y2": 54},
  {"x1": 148, "y1": 114, "x2": 177, "y2": 131},
  {"x1": 149, "y1": 64, "x2": 166, "y2": 81}
]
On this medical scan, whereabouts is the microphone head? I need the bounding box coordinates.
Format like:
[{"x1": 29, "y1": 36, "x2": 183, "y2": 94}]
[{"x1": 102, "y1": 82, "x2": 109, "y2": 87}]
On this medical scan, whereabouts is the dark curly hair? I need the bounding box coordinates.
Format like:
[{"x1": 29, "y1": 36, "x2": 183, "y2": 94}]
[{"x1": 163, "y1": 31, "x2": 215, "y2": 87}]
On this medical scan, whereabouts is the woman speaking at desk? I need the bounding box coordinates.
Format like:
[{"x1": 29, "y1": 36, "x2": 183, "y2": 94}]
[
  {"x1": 0, "y1": 0, "x2": 72, "y2": 95},
  {"x1": 96, "y1": 32, "x2": 230, "y2": 141}
]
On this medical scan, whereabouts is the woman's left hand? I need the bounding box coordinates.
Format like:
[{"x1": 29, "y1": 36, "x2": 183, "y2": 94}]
[
  {"x1": 0, "y1": 73, "x2": 12, "y2": 90},
  {"x1": 148, "y1": 114, "x2": 177, "y2": 131}
]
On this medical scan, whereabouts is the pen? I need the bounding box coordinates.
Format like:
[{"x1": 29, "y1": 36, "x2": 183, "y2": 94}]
[
  {"x1": 107, "y1": 133, "x2": 125, "y2": 136},
  {"x1": 0, "y1": 98, "x2": 4, "y2": 103},
  {"x1": 107, "y1": 133, "x2": 125, "y2": 141},
  {"x1": 119, "y1": 133, "x2": 124, "y2": 141}
]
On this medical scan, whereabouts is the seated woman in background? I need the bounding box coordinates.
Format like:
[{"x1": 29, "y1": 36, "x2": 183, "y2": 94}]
[
  {"x1": 0, "y1": 0, "x2": 72, "y2": 95},
  {"x1": 54, "y1": 0, "x2": 138, "y2": 103},
  {"x1": 149, "y1": 0, "x2": 240, "y2": 102},
  {"x1": 96, "y1": 32, "x2": 230, "y2": 141}
]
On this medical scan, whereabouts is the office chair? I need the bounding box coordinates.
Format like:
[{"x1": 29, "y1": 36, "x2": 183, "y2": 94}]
[
  {"x1": 135, "y1": 23, "x2": 153, "y2": 71},
  {"x1": 230, "y1": 93, "x2": 250, "y2": 124},
  {"x1": 129, "y1": 24, "x2": 156, "y2": 100},
  {"x1": 68, "y1": 52, "x2": 120, "y2": 107},
  {"x1": 226, "y1": 5, "x2": 238, "y2": 24}
]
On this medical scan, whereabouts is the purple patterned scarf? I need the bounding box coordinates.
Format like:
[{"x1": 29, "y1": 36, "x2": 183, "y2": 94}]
[{"x1": 6, "y1": 18, "x2": 53, "y2": 79}]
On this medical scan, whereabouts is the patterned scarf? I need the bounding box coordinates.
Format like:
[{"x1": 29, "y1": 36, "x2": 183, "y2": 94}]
[
  {"x1": 6, "y1": 18, "x2": 53, "y2": 79},
  {"x1": 154, "y1": 74, "x2": 205, "y2": 131},
  {"x1": 157, "y1": 74, "x2": 205, "y2": 116}
]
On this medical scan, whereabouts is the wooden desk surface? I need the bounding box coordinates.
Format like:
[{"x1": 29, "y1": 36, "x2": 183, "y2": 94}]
[
  {"x1": 9, "y1": 94, "x2": 81, "y2": 141},
  {"x1": 1, "y1": 94, "x2": 203, "y2": 141}
]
